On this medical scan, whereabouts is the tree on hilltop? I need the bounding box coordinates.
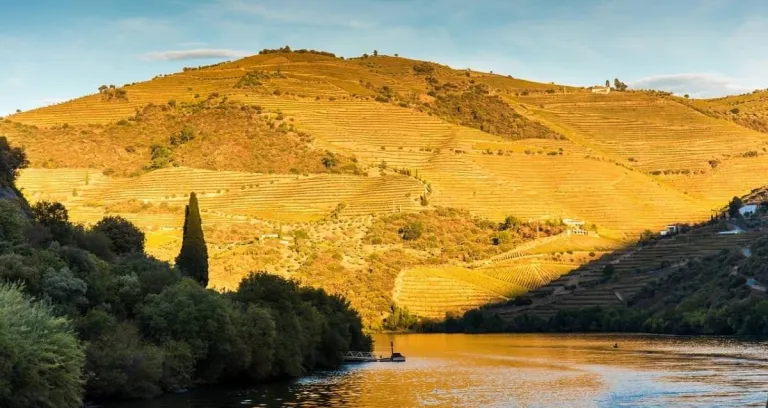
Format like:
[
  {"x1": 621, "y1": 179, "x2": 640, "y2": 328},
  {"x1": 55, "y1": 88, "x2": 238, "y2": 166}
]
[
  {"x1": 614, "y1": 78, "x2": 628, "y2": 91},
  {"x1": 175, "y1": 193, "x2": 208, "y2": 287}
]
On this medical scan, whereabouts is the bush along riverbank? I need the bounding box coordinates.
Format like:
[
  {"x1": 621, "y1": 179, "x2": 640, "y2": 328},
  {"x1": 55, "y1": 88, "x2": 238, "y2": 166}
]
[{"x1": 0, "y1": 137, "x2": 371, "y2": 407}]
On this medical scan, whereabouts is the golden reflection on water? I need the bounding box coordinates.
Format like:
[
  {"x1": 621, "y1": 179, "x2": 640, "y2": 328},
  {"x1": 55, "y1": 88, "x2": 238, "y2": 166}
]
[
  {"x1": 335, "y1": 333, "x2": 768, "y2": 407},
  {"x1": 109, "y1": 333, "x2": 768, "y2": 408}
]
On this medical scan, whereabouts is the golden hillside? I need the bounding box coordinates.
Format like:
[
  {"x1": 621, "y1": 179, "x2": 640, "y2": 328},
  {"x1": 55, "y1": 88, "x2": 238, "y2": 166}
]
[{"x1": 4, "y1": 49, "x2": 768, "y2": 326}]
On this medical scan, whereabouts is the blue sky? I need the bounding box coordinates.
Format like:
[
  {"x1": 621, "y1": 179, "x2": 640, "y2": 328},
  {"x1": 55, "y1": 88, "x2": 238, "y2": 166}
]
[{"x1": 2, "y1": 0, "x2": 767, "y2": 115}]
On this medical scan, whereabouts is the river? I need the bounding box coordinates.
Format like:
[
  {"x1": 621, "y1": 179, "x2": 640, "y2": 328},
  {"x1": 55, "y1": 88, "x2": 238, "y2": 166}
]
[{"x1": 108, "y1": 333, "x2": 768, "y2": 407}]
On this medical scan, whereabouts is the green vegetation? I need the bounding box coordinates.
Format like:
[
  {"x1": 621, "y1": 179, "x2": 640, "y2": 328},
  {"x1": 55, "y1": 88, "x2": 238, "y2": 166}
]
[
  {"x1": 3, "y1": 102, "x2": 361, "y2": 176},
  {"x1": 0, "y1": 283, "x2": 84, "y2": 408},
  {"x1": 98, "y1": 84, "x2": 127, "y2": 101},
  {"x1": 365, "y1": 208, "x2": 564, "y2": 262},
  {"x1": 176, "y1": 192, "x2": 209, "y2": 287},
  {"x1": 0, "y1": 136, "x2": 27, "y2": 184},
  {"x1": 0, "y1": 141, "x2": 371, "y2": 406},
  {"x1": 426, "y1": 82, "x2": 564, "y2": 139},
  {"x1": 92, "y1": 215, "x2": 146, "y2": 255}
]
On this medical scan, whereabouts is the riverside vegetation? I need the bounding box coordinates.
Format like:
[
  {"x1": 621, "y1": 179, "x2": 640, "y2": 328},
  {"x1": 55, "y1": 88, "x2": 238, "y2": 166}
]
[{"x1": 0, "y1": 138, "x2": 371, "y2": 408}]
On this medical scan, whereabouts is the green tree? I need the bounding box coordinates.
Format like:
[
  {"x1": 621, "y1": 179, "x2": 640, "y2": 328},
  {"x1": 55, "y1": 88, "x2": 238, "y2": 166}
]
[
  {"x1": 32, "y1": 201, "x2": 73, "y2": 244},
  {"x1": 138, "y1": 279, "x2": 239, "y2": 383},
  {"x1": 92, "y1": 215, "x2": 146, "y2": 255},
  {"x1": 0, "y1": 136, "x2": 29, "y2": 184},
  {"x1": 175, "y1": 193, "x2": 208, "y2": 287},
  {"x1": 0, "y1": 283, "x2": 85, "y2": 408},
  {"x1": 499, "y1": 215, "x2": 522, "y2": 231},
  {"x1": 728, "y1": 196, "x2": 743, "y2": 218}
]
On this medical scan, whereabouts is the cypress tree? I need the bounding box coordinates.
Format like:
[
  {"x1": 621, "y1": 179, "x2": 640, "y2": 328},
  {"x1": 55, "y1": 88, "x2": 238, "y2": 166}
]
[{"x1": 175, "y1": 192, "x2": 209, "y2": 287}]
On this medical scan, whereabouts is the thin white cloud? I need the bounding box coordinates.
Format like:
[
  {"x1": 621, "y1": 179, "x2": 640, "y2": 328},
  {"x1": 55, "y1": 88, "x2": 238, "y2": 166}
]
[
  {"x1": 629, "y1": 73, "x2": 754, "y2": 98},
  {"x1": 142, "y1": 48, "x2": 251, "y2": 61}
]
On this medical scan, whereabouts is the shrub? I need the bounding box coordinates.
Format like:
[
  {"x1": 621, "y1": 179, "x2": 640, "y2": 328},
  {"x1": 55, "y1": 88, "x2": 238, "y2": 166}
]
[
  {"x1": 0, "y1": 200, "x2": 29, "y2": 251},
  {"x1": 84, "y1": 322, "x2": 164, "y2": 400},
  {"x1": 412, "y1": 62, "x2": 435, "y2": 76},
  {"x1": 0, "y1": 283, "x2": 84, "y2": 408},
  {"x1": 399, "y1": 221, "x2": 423, "y2": 240},
  {"x1": 148, "y1": 145, "x2": 174, "y2": 169}
]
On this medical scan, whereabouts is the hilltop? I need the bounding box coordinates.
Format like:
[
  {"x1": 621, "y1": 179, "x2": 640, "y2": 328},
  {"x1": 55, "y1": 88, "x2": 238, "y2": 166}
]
[{"x1": 2, "y1": 48, "x2": 768, "y2": 327}]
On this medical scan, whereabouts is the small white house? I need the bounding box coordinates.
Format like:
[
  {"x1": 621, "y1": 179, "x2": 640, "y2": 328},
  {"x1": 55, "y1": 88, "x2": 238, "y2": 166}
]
[
  {"x1": 739, "y1": 204, "x2": 758, "y2": 217},
  {"x1": 659, "y1": 225, "x2": 679, "y2": 236},
  {"x1": 591, "y1": 86, "x2": 611, "y2": 94}
]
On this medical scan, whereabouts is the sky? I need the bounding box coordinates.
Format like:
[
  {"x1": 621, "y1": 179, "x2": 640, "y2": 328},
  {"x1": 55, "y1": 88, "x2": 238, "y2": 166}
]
[{"x1": 2, "y1": 0, "x2": 768, "y2": 116}]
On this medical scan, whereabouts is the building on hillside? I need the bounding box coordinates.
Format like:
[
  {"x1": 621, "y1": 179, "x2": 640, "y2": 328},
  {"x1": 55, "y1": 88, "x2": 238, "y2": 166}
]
[
  {"x1": 591, "y1": 86, "x2": 611, "y2": 94},
  {"x1": 659, "y1": 224, "x2": 679, "y2": 236},
  {"x1": 739, "y1": 204, "x2": 758, "y2": 217},
  {"x1": 563, "y1": 218, "x2": 587, "y2": 235}
]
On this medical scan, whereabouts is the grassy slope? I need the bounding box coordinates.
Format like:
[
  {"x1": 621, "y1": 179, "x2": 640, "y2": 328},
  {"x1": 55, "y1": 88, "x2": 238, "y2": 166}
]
[{"x1": 4, "y1": 51, "x2": 768, "y2": 324}]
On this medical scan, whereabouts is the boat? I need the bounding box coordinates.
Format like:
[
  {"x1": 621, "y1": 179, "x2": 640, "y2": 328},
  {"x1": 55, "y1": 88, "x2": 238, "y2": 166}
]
[{"x1": 379, "y1": 341, "x2": 406, "y2": 362}]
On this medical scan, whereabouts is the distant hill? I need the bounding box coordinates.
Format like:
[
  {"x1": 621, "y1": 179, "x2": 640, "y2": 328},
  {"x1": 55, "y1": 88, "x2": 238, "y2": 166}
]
[{"x1": 2, "y1": 48, "x2": 768, "y2": 327}]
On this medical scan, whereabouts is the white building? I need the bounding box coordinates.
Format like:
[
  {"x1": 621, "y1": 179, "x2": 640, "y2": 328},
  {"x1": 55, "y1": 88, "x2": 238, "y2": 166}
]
[{"x1": 591, "y1": 86, "x2": 611, "y2": 94}]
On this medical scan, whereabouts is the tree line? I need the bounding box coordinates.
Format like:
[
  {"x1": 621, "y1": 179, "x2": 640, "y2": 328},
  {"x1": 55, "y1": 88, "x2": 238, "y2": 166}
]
[{"x1": 0, "y1": 137, "x2": 371, "y2": 407}]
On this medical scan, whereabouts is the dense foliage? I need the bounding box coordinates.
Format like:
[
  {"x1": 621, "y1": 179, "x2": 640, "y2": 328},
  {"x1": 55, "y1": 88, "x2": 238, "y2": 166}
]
[
  {"x1": 0, "y1": 141, "x2": 371, "y2": 407},
  {"x1": 0, "y1": 283, "x2": 84, "y2": 408},
  {"x1": 0, "y1": 136, "x2": 27, "y2": 184},
  {"x1": 92, "y1": 215, "x2": 146, "y2": 255}
]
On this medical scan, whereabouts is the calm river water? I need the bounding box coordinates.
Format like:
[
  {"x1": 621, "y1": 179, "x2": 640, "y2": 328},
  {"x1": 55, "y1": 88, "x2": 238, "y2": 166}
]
[{"x1": 109, "y1": 333, "x2": 768, "y2": 407}]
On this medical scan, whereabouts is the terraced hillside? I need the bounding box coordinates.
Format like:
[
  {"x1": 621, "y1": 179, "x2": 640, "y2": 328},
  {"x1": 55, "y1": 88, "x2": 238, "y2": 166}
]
[
  {"x1": 493, "y1": 226, "x2": 762, "y2": 321},
  {"x1": 4, "y1": 49, "x2": 768, "y2": 326}
]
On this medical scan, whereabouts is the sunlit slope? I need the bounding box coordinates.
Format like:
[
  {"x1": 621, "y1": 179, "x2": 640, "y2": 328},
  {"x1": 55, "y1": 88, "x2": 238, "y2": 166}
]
[
  {"x1": 6, "y1": 50, "x2": 768, "y2": 324},
  {"x1": 394, "y1": 266, "x2": 527, "y2": 319},
  {"x1": 516, "y1": 92, "x2": 768, "y2": 174},
  {"x1": 421, "y1": 149, "x2": 711, "y2": 235},
  {"x1": 18, "y1": 167, "x2": 425, "y2": 224},
  {"x1": 6, "y1": 51, "x2": 753, "y2": 238}
]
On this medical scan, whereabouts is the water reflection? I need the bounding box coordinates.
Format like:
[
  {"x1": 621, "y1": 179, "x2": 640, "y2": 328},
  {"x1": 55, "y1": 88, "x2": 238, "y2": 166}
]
[{"x1": 108, "y1": 334, "x2": 768, "y2": 407}]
